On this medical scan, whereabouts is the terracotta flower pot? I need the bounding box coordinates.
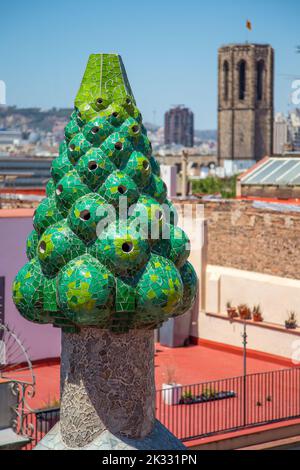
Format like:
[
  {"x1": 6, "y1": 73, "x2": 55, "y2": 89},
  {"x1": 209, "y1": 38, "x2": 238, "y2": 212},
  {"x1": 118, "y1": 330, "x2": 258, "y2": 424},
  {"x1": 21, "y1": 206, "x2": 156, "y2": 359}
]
[
  {"x1": 238, "y1": 306, "x2": 252, "y2": 320},
  {"x1": 227, "y1": 308, "x2": 238, "y2": 320},
  {"x1": 253, "y1": 314, "x2": 263, "y2": 323}
]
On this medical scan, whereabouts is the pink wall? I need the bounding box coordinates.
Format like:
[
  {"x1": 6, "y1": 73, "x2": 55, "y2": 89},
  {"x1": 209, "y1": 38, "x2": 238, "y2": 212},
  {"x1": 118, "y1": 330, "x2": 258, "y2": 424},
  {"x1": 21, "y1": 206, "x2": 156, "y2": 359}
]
[{"x1": 0, "y1": 213, "x2": 61, "y2": 361}]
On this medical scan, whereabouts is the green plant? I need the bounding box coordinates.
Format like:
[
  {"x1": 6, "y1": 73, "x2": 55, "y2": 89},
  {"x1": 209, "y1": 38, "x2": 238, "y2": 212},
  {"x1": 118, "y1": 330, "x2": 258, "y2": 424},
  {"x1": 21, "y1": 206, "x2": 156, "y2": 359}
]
[
  {"x1": 40, "y1": 395, "x2": 60, "y2": 410},
  {"x1": 202, "y1": 387, "x2": 217, "y2": 399},
  {"x1": 226, "y1": 302, "x2": 238, "y2": 320},
  {"x1": 252, "y1": 305, "x2": 263, "y2": 322},
  {"x1": 238, "y1": 304, "x2": 252, "y2": 320},
  {"x1": 285, "y1": 311, "x2": 298, "y2": 330},
  {"x1": 182, "y1": 390, "x2": 194, "y2": 400},
  {"x1": 191, "y1": 175, "x2": 237, "y2": 199}
]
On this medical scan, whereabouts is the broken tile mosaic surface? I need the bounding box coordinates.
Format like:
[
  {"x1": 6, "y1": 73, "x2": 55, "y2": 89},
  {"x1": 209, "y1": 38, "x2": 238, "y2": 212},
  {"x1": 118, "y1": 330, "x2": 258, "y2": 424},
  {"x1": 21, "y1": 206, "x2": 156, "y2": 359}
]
[{"x1": 12, "y1": 53, "x2": 198, "y2": 333}]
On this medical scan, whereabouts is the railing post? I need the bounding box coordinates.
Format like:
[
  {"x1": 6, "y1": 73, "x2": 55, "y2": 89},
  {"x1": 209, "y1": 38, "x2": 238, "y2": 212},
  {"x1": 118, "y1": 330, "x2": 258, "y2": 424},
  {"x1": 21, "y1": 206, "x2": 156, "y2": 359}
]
[{"x1": 242, "y1": 321, "x2": 247, "y2": 427}]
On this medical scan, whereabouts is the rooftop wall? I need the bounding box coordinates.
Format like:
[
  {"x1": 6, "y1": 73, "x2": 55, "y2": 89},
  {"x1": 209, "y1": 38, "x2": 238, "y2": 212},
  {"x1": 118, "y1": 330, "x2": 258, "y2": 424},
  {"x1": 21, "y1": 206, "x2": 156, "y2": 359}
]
[
  {"x1": 202, "y1": 199, "x2": 300, "y2": 280},
  {"x1": 0, "y1": 211, "x2": 60, "y2": 361}
]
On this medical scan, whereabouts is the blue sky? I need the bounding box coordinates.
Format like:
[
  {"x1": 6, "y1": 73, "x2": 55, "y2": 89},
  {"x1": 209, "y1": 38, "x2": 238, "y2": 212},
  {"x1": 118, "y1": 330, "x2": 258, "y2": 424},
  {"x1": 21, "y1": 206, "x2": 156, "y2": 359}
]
[{"x1": 1, "y1": 0, "x2": 300, "y2": 129}]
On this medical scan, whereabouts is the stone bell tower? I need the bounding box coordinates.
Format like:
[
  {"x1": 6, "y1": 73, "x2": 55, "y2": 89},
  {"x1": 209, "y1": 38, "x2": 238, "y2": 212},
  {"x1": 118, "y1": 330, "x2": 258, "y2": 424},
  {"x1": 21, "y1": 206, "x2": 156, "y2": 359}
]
[{"x1": 218, "y1": 44, "x2": 274, "y2": 166}]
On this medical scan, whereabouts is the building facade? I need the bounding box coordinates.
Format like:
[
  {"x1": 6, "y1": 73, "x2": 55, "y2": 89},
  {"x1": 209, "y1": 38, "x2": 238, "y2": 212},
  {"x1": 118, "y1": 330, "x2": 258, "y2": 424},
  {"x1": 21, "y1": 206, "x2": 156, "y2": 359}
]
[
  {"x1": 164, "y1": 106, "x2": 194, "y2": 147},
  {"x1": 218, "y1": 44, "x2": 274, "y2": 166},
  {"x1": 273, "y1": 113, "x2": 288, "y2": 155},
  {"x1": 287, "y1": 109, "x2": 300, "y2": 151}
]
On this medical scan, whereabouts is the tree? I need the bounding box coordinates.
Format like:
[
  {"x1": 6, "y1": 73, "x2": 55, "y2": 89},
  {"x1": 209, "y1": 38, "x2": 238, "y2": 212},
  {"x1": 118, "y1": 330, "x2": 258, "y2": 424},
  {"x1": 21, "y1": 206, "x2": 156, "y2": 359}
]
[{"x1": 13, "y1": 54, "x2": 197, "y2": 335}]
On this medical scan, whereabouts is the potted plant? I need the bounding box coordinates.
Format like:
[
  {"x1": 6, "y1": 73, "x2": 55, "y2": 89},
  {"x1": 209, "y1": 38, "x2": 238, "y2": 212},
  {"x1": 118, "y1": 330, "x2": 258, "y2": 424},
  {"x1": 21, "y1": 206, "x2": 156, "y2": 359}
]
[
  {"x1": 253, "y1": 305, "x2": 263, "y2": 323},
  {"x1": 201, "y1": 387, "x2": 217, "y2": 401},
  {"x1": 238, "y1": 304, "x2": 252, "y2": 320},
  {"x1": 162, "y1": 366, "x2": 182, "y2": 406},
  {"x1": 226, "y1": 301, "x2": 238, "y2": 320},
  {"x1": 285, "y1": 311, "x2": 298, "y2": 330},
  {"x1": 180, "y1": 390, "x2": 195, "y2": 405}
]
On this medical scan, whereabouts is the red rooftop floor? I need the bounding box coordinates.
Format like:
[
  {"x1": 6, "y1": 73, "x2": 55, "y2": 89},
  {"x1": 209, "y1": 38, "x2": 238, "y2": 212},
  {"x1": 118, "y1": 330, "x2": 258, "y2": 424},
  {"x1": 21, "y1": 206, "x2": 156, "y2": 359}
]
[
  {"x1": 16, "y1": 342, "x2": 293, "y2": 410},
  {"x1": 7, "y1": 342, "x2": 300, "y2": 448}
]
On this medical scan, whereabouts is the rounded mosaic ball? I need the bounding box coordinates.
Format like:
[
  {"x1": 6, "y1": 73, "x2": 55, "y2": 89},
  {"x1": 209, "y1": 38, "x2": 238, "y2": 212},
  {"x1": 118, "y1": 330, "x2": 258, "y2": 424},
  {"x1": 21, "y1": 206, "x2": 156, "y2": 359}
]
[
  {"x1": 98, "y1": 170, "x2": 139, "y2": 208},
  {"x1": 55, "y1": 170, "x2": 90, "y2": 217},
  {"x1": 122, "y1": 151, "x2": 152, "y2": 189},
  {"x1": 149, "y1": 155, "x2": 160, "y2": 176},
  {"x1": 46, "y1": 179, "x2": 56, "y2": 198},
  {"x1": 119, "y1": 117, "x2": 143, "y2": 139},
  {"x1": 68, "y1": 193, "x2": 113, "y2": 244},
  {"x1": 99, "y1": 132, "x2": 134, "y2": 167},
  {"x1": 129, "y1": 195, "x2": 165, "y2": 240},
  {"x1": 152, "y1": 225, "x2": 190, "y2": 268},
  {"x1": 33, "y1": 196, "x2": 63, "y2": 235},
  {"x1": 90, "y1": 221, "x2": 151, "y2": 276},
  {"x1": 26, "y1": 229, "x2": 39, "y2": 260},
  {"x1": 64, "y1": 118, "x2": 80, "y2": 141},
  {"x1": 67, "y1": 132, "x2": 92, "y2": 164},
  {"x1": 135, "y1": 254, "x2": 183, "y2": 325},
  {"x1": 135, "y1": 134, "x2": 152, "y2": 158},
  {"x1": 83, "y1": 117, "x2": 114, "y2": 146},
  {"x1": 145, "y1": 174, "x2": 167, "y2": 204},
  {"x1": 175, "y1": 262, "x2": 198, "y2": 317},
  {"x1": 51, "y1": 151, "x2": 73, "y2": 183},
  {"x1": 163, "y1": 199, "x2": 178, "y2": 226},
  {"x1": 37, "y1": 221, "x2": 86, "y2": 277},
  {"x1": 76, "y1": 147, "x2": 116, "y2": 191},
  {"x1": 59, "y1": 139, "x2": 68, "y2": 155},
  {"x1": 57, "y1": 255, "x2": 114, "y2": 327},
  {"x1": 12, "y1": 258, "x2": 48, "y2": 324}
]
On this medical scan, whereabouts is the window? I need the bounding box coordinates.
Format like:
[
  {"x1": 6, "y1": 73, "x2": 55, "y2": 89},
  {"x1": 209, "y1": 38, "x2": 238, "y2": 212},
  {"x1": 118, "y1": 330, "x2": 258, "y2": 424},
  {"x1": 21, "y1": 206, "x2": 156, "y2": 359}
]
[
  {"x1": 238, "y1": 60, "x2": 246, "y2": 100},
  {"x1": 223, "y1": 61, "x2": 229, "y2": 101},
  {"x1": 257, "y1": 60, "x2": 264, "y2": 101}
]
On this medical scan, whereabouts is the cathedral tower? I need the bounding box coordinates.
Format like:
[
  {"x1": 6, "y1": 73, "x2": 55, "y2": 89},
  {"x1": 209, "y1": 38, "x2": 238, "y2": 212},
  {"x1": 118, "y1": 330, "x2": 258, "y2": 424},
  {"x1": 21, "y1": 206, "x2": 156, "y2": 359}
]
[{"x1": 218, "y1": 44, "x2": 274, "y2": 166}]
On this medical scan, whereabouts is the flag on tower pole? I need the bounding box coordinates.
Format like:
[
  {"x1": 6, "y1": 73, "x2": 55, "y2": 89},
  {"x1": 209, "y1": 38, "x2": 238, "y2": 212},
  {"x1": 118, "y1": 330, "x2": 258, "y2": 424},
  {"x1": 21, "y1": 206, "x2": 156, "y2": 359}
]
[{"x1": 246, "y1": 20, "x2": 252, "y2": 31}]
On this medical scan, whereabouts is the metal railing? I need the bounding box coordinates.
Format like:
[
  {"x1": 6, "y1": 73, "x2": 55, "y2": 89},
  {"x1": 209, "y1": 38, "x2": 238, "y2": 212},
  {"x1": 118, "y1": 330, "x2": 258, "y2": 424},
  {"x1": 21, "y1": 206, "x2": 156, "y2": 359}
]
[
  {"x1": 21, "y1": 408, "x2": 60, "y2": 450},
  {"x1": 157, "y1": 367, "x2": 300, "y2": 441},
  {"x1": 21, "y1": 367, "x2": 300, "y2": 448}
]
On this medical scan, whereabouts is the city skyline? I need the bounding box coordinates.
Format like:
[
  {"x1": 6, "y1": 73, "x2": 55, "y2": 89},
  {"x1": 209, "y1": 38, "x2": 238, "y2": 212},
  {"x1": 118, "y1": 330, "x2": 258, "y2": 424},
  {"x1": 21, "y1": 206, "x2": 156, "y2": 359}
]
[{"x1": 1, "y1": 0, "x2": 300, "y2": 129}]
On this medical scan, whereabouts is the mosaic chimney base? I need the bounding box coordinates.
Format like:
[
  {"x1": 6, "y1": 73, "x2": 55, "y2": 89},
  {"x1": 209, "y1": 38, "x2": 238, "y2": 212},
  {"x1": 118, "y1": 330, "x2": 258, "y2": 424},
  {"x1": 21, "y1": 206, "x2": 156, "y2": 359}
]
[{"x1": 35, "y1": 328, "x2": 185, "y2": 450}]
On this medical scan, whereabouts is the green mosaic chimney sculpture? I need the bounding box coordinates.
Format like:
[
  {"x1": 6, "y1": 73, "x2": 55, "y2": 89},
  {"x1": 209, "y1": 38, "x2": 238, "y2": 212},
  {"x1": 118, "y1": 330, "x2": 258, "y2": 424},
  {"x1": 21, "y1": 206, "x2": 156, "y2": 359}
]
[
  {"x1": 13, "y1": 54, "x2": 198, "y2": 450},
  {"x1": 13, "y1": 54, "x2": 197, "y2": 334}
]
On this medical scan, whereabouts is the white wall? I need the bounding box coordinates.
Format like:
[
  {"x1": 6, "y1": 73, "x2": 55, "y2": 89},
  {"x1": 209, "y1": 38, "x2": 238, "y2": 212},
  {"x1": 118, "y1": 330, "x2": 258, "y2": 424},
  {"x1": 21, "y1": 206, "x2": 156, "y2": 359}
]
[
  {"x1": 196, "y1": 264, "x2": 300, "y2": 360},
  {"x1": 198, "y1": 313, "x2": 299, "y2": 361},
  {"x1": 160, "y1": 165, "x2": 177, "y2": 198},
  {"x1": 206, "y1": 265, "x2": 300, "y2": 326},
  {"x1": 0, "y1": 213, "x2": 61, "y2": 361}
]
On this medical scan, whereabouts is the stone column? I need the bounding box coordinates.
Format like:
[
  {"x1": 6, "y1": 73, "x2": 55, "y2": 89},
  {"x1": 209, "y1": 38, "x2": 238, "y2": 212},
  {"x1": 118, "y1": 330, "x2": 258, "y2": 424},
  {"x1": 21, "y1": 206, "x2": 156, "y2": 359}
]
[
  {"x1": 59, "y1": 328, "x2": 155, "y2": 449},
  {"x1": 181, "y1": 151, "x2": 188, "y2": 198}
]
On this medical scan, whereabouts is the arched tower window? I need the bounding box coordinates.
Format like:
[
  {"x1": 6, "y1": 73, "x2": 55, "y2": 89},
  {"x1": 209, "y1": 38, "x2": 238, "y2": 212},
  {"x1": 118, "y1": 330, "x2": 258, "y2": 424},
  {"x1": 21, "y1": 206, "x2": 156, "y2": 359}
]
[
  {"x1": 257, "y1": 60, "x2": 264, "y2": 101},
  {"x1": 238, "y1": 60, "x2": 246, "y2": 100},
  {"x1": 223, "y1": 61, "x2": 229, "y2": 101}
]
